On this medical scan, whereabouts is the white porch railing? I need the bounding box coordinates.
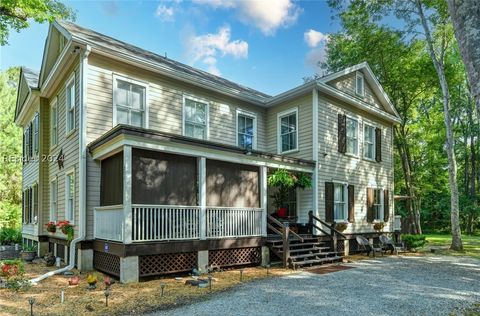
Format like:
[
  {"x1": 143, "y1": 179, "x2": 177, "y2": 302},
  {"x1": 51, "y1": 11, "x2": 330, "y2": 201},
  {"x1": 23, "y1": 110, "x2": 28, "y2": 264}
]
[
  {"x1": 132, "y1": 205, "x2": 200, "y2": 242},
  {"x1": 206, "y1": 207, "x2": 263, "y2": 238},
  {"x1": 94, "y1": 205, "x2": 124, "y2": 242}
]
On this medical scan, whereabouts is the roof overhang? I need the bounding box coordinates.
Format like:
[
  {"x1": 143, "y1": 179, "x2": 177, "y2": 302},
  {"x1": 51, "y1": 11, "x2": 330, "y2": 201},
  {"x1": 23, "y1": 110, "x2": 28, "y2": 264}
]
[{"x1": 88, "y1": 125, "x2": 316, "y2": 173}]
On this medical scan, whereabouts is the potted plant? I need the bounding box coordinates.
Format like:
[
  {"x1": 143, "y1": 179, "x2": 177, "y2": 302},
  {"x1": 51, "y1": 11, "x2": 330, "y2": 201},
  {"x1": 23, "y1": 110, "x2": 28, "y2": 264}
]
[
  {"x1": 267, "y1": 169, "x2": 312, "y2": 218},
  {"x1": 56, "y1": 220, "x2": 74, "y2": 242},
  {"x1": 334, "y1": 222, "x2": 348, "y2": 232},
  {"x1": 20, "y1": 244, "x2": 37, "y2": 262},
  {"x1": 373, "y1": 222, "x2": 385, "y2": 232},
  {"x1": 45, "y1": 221, "x2": 56, "y2": 233}
]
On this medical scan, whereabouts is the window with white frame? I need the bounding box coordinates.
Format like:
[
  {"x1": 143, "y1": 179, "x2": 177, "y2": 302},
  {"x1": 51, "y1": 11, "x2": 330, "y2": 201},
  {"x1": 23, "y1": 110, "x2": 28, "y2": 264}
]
[
  {"x1": 237, "y1": 111, "x2": 256, "y2": 150},
  {"x1": 50, "y1": 177, "x2": 57, "y2": 221},
  {"x1": 32, "y1": 183, "x2": 38, "y2": 223},
  {"x1": 356, "y1": 72, "x2": 364, "y2": 96},
  {"x1": 333, "y1": 183, "x2": 347, "y2": 220},
  {"x1": 364, "y1": 124, "x2": 375, "y2": 159},
  {"x1": 373, "y1": 188, "x2": 383, "y2": 220},
  {"x1": 346, "y1": 117, "x2": 358, "y2": 155},
  {"x1": 66, "y1": 74, "x2": 75, "y2": 133},
  {"x1": 278, "y1": 108, "x2": 298, "y2": 153},
  {"x1": 51, "y1": 98, "x2": 58, "y2": 147},
  {"x1": 113, "y1": 77, "x2": 147, "y2": 127},
  {"x1": 33, "y1": 113, "x2": 39, "y2": 155},
  {"x1": 65, "y1": 170, "x2": 75, "y2": 222},
  {"x1": 184, "y1": 97, "x2": 208, "y2": 139}
]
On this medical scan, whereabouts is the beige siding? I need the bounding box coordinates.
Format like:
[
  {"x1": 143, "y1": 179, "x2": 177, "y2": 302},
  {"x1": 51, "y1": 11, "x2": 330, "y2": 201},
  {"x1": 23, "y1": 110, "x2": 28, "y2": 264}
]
[
  {"x1": 316, "y1": 94, "x2": 394, "y2": 233},
  {"x1": 265, "y1": 94, "x2": 313, "y2": 160}
]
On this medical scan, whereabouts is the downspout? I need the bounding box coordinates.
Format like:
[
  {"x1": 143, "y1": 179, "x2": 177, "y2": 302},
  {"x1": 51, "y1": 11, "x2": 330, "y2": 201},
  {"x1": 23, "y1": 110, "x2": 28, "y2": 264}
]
[{"x1": 31, "y1": 45, "x2": 91, "y2": 284}]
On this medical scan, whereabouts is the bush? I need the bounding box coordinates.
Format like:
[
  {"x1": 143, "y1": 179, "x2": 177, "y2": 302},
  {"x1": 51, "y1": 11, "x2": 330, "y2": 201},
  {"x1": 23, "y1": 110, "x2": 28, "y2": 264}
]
[
  {"x1": 0, "y1": 227, "x2": 22, "y2": 245},
  {"x1": 402, "y1": 234, "x2": 427, "y2": 251}
]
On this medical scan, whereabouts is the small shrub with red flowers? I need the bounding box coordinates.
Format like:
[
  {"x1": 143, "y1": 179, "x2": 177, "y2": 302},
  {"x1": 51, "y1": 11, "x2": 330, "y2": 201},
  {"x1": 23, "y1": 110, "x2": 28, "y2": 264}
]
[
  {"x1": 45, "y1": 221, "x2": 56, "y2": 233},
  {"x1": 56, "y1": 220, "x2": 74, "y2": 241}
]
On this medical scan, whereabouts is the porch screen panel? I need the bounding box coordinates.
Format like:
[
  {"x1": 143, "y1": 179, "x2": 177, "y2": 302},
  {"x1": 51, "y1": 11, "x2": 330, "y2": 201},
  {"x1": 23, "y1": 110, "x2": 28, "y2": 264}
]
[
  {"x1": 100, "y1": 152, "x2": 124, "y2": 206},
  {"x1": 206, "y1": 160, "x2": 260, "y2": 208},
  {"x1": 132, "y1": 149, "x2": 197, "y2": 205}
]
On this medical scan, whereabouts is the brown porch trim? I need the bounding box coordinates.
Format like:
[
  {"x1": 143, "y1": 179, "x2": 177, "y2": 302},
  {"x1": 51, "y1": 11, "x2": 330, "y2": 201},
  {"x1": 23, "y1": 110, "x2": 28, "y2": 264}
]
[{"x1": 93, "y1": 237, "x2": 264, "y2": 257}]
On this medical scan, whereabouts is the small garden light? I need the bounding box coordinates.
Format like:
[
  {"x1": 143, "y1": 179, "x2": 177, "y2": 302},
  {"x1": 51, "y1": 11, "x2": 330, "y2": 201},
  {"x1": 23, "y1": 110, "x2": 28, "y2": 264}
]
[
  {"x1": 104, "y1": 288, "x2": 110, "y2": 307},
  {"x1": 266, "y1": 264, "x2": 271, "y2": 276},
  {"x1": 61, "y1": 290, "x2": 65, "y2": 303},
  {"x1": 160, "y1": 283, "x2": 166, "y2": 297},
  {"x1": 208, "y1": 275, "x2": 213, "y2": 292},
  {"x1": 239, "y1": 268, "x2": 244, "y2": 282},
  {"x1": 28, "y1": 297, "x2": 35, "y2": 316}
]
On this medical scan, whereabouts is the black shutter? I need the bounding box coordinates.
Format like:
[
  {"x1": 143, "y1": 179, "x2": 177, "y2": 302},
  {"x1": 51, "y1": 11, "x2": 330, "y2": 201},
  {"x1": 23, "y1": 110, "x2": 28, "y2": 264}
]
[
  {"x1": 29, "y1": 123, "x2": 33, "y2": 158},
  {"x1": 338, "y1": 114, "x2": 346, "y2": 153},
  {"x1": 384, "y1": 189, "x2": 390, "y2": 222},
  {"x1": 366, "y1": 188, "x2": 374, "y2": 223},
  {"x1": 348, "y1": 185, "x2": 355, "y2": 223},
  {"x1": 325, "y1": 182, "x2": 334, "y2": 223},
  {"x1": 375, "y1": 128, "x2": 382, "y2": 162}
]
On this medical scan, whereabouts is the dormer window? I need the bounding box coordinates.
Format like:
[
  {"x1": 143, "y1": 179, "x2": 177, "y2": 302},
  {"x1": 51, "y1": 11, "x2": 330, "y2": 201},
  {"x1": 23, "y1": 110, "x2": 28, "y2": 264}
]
[{"x1": 356, "y1": 72, "x2": 364, "y2": 96}]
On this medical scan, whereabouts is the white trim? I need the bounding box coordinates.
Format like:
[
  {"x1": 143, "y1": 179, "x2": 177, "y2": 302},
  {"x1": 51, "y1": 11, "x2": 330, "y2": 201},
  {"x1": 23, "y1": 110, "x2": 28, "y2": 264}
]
[
  {"x1": 198, "y1": 157, "x2": 207, "y2": 240},
  {"x1": 123, "y1": 146, "x2": 132, "y2": 243},
  {"x1": 236, "y1": 109, "x2": 257, "y2": 150},
  {"x1": 363, "y1": 122, "x2": 376, "y2": 161},
  {"x1": 112, "y1": 73, "x2": 149, "y2": 129},
  {"x1": 64, "y1": 167, "x2": 75, "y2": 223},
  {"x1": 372, "y1": 188, "x2": 384, "y2": 221},
  {"x1": 333, "y1": 182, "x2": 348, "y2": 222},
  {"x1": 65, "y1": 72, "x2": 76, "y2": 134},
  {"x1": 355, "y1": 71, "x2": 365, "y2": 97},
  {"x1": 260, "y1": 166, "x2": 267, "y2": 237},
  {"x1": 277, "y1": 107, "x2": 299, "y2": 154},
  {"x1": 182, "y1": 94, "x2": 210, "y2": 140},
  {"x1": 50, "y1": 176, "x2": 58, "y2": 222},
  {"x1": 312, "y1": 88, "x2": 319, "y2": 219},
  {"x1": 345, "y1": 115, "x2": 359, "y2": 157}
]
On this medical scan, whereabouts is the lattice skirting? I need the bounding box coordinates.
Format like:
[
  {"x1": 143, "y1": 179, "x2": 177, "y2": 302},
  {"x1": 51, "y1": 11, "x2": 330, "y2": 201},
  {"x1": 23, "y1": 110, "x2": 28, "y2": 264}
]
[
  {"x1": 336, "y1": 240, "x2": 345, "y2": 254},
  {"x1": 94, "y1": 252, "x2": 121, "y2": 277},
  {"x1": 349, "y1": 238, "x2": 360, "y2": 254},
  {"x1": 209, "y1": 247, "x2": 261, "y2": 268},
  {"x1": 139, "y1": 252, "x2": 197, "y2": 277}
]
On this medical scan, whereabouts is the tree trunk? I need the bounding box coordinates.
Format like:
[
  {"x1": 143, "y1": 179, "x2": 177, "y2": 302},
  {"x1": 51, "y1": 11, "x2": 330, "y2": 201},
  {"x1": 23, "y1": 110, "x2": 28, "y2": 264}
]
[
  {"x1": 416, "y1": 0, "x2": 463, "y2": 250},
  {"x1": 447, "y1": 0, "x2": 480, "y2": 117}
]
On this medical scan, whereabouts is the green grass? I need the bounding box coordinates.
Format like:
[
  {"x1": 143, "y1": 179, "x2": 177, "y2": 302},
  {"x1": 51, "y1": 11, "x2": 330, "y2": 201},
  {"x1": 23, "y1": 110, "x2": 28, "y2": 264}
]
[{"x1": 422, "y1": 233, "x2": 480, "y2": 259}]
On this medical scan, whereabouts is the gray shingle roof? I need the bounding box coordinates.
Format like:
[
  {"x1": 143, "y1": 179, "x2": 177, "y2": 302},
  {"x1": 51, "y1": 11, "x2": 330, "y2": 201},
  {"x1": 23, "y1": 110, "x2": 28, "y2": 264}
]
[
  {"x1": 57, "y1": 20, "x2": 271, "y2": 100},
  {"x1": 22, "y1": 67, "x2": 39, "y2": 89}
]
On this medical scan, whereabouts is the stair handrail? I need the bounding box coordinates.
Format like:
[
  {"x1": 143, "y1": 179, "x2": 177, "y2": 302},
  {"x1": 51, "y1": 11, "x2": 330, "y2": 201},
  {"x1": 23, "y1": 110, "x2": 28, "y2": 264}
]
[
  {"x1": 308, "y1": 211, "x2": 347, "y2": 239},
  {"x1": 267, "y1": 214, "x2": 304, "y2": 242}
]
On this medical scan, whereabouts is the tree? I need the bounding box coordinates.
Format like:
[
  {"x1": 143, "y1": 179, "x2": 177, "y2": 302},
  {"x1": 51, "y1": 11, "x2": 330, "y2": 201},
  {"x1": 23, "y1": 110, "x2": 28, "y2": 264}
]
[
  {"x1": 0, "y1": 0, "x2": 75, "y2": 45},
  {"x1": 447, "y1": 0, "x2": 480, "y2": 117}
]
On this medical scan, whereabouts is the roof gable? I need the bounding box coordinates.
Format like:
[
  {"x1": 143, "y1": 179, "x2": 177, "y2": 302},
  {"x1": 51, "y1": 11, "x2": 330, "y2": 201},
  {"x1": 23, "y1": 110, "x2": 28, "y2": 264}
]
[
  {"x1": 38, "y1": 23, "x2": 70, "y2": 87},
  {"x1": 15, "y1": 67, "x2": 39, "y2": 122}
]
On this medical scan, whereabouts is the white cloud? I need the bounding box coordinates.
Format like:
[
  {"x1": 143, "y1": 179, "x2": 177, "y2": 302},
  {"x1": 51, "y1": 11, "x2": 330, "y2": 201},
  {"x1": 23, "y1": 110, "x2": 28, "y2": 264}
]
[
  {"x1": 193, "y1": 0, "x2": 301, "y2": 36},
  {"x1": 155, "y1": 5, "x2": 175, "y2": 22},
  {"x1": 304, "y1": 29, "x2": 328, "y2": 48},
  {"x1": 184, "y1": 25, "x2": 248, "y2": 76},
  {"x1": 305, "y1": 47, "x2": 327, "y2": 68}
]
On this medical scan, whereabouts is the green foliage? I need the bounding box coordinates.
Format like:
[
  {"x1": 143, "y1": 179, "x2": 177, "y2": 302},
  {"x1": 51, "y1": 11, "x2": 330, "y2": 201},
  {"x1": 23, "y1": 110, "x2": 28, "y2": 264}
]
[
  {"x1": 21, "y1": 243, "x2": 37, "y2": 252},
  {"x1": 0, "y1": 0, "x2": 75, "y2": 45},
  {"x1": 0, "y1": 201, "x2": 22, "y2": 229},
  {"x1": 267, "y1": 169, "x2": 312, "y2": 209},
  {"x1": 402, "y1": 234, "x2": 427, "y2": 250},
  {"x1": 0, "y1": 227, "x2": 22, "y2": 245},
  {"x1": 0, "y1": 259, "x2": 29, "y2": 291},
  {"x1": 267, "y1": 169, "x2": 295, "y2": 188}
]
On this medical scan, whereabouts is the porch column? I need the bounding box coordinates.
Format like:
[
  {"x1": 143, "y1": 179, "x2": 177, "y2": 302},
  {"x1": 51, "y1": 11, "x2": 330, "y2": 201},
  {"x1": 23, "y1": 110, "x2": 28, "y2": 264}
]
[
  {"x1": 260, "y1": 166, "x2": 268, "y2": 237},
  {"x1": 123, "y1": 146, "x2": 132, "y2": 244},
  {"x1": 199, "y1": 157, "x2": 206, "y2": 240}
]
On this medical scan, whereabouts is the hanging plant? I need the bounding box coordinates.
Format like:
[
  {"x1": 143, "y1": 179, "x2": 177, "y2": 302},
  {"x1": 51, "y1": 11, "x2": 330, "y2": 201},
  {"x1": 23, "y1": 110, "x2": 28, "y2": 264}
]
[
  {"x1": 267, "y1": 169, "x2": 312, "y2": 212},
  {"x1": 45, "y1": 221, "x2": 56, "y2": 233}
]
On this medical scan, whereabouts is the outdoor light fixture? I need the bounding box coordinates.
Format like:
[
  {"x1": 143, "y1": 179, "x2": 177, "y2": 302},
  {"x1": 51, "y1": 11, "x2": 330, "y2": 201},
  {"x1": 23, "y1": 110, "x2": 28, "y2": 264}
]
[
  {"x1": 240, "y1": 268, "x2": 244, "y2": 282},
  {"x1": 61, "y1": 290, "x2": 65, "y2": 303},
  {"x1": 28, "y1": 297, "x2": 35, "y2": 316},
  {"x1": 160, "y1": 283, "x2": 166, "y2": 297},
  {"x1": 104, "y1": 288, "x2": 110, "y2": 307},
  {"x1": 266, "y1": 264, "x2": 271, "y2": 276},
  {"x1": 208, "y1": 275, "x2": 213, "y2": 292}
]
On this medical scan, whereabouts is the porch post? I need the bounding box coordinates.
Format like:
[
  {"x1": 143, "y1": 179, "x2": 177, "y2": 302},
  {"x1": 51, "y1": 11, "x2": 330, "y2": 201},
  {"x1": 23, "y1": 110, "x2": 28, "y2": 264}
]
[
  {"x1": 123, "y1": 146, "x2": 132, "y2": 244},
  {"x1": 199, "y1": 157, "x2": 206, "y2": 240},
  {"x1": 260, "y1": 166, "x2": 268, "y2": 237}
]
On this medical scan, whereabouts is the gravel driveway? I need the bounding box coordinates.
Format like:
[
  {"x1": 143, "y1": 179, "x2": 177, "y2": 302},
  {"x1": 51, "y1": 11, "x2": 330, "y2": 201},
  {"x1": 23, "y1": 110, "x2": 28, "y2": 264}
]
[{"x1": 149, "y1": 255, "x2": 480, "y2": 316}]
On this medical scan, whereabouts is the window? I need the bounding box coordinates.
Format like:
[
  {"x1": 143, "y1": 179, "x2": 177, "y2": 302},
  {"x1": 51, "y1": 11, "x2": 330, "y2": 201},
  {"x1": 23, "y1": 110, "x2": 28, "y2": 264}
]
[
  {"x1": 50, "y1": 178, "x2": 58, "y2": 221},
  {"x1": 113, "y1": 77, "x2": 147, "y2": 128},
  {"x1": 65, "y1": 170, "x2": 75, "y2": 222},
  {"x1": 66, "y1": 74, "x2": 75, "y2": 133},
  {"x1": 373, "y1": 189, "x2": 383, "y2": 220},
  {"x1": 33, "y1": 113, "x2": 39, "y2": 155},
  {"x1": 237, "y1": 111, "x2": 256, "y2": 150},
  {"x1": 278, "y1": 108, "x2": 298, "y2": 153},
  {"x1": 333, "y1": 183, "x2": 347, "y2": 220},
  {"x1": 356, "y1": 72, "x2": 364, "y2": 96},
  {"x1": 346, "y1": 117, "x2": 358, "y2": 155},
  {"x1": 51, "y1": 98, "x2": 58, "y2": 147},
  {"x1": 184, "y1": 97, "x2": 208, "y2": 139},
  {"x1": 23, "y1": 189, "x2": 29, "y2": 224},
  {"x1": 24, "y1": 127, "x2": 29, "y2": 161},
  {"x1": 32, "y1": 183, "x2": 38, "y2": 223},
  {"x1": 364, "y1": 124, "x2": 375, "y2": 159}
]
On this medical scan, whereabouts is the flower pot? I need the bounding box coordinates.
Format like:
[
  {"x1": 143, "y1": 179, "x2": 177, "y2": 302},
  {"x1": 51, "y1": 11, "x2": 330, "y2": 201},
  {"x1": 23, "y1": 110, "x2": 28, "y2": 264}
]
[
  {"x1": 277, "y1": 208, "x2": 287, "y2": 218},
  {"x1": 21, "y1": 251, "x2": 36, "y2": 262}
]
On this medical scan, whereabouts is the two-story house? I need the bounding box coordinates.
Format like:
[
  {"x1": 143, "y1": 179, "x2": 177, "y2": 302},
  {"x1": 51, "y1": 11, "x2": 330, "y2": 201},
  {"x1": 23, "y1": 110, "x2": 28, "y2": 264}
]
[{"x1": 15, "y1": 21, "x2": 401, "y2": 283}]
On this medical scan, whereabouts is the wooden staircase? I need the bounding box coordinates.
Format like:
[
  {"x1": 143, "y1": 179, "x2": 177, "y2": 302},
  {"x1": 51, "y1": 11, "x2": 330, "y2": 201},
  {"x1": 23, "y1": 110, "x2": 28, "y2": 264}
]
[{"x1": 266, "y1": 212, "x2": 346, "y2": 269}]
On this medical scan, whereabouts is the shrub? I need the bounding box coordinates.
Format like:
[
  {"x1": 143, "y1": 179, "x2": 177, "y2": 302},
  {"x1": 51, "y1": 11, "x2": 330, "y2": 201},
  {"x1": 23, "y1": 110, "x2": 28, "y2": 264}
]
[
  {"x1": 0, "y1": 227, "x2": 22, "y2": 245},
  {"x1": 402, "y1": 234, "x2": 427, "y2": 251}
]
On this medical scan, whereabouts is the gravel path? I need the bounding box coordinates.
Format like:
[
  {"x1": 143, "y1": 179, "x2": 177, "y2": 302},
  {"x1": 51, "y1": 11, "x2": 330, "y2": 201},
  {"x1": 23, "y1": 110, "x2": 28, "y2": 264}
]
[{"x1": 149, "y1": 255, "x2": 480, "y2": 316}]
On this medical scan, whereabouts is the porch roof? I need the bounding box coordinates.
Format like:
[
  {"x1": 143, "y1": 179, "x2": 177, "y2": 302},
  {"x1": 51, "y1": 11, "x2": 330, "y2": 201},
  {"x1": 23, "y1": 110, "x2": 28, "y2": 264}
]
[{"x1": 88, "y1": 125, "x2": 316, "y2": 172}]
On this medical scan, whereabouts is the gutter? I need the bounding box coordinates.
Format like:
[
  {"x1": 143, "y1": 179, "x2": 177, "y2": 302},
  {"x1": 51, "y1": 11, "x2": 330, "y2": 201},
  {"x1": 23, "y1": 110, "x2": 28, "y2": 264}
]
[{"x1": 31, "y1": 45, "x2": 91, "y2": 284}]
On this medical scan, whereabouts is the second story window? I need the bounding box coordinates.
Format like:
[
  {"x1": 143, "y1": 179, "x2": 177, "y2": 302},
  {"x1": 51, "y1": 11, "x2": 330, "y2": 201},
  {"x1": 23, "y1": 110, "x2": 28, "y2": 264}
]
[
  {"x1": 113, "y1": 77, "x2": 147, "y2": 128},
  {"x1": 184, "y1": 97, "x2": 208, "y2": 140},
  {"x1": 237, "y1": 111, "x2": 256, "y2": 150},
  {"x1": 66, "y1": 73, "x2": 76, "y2": 134},
  {"x1": 33, "y1": 113, "x2": 39, "y2": 155},
  {"x1": 51, "y1": 98, "x2": 58, "y2": 147},
  {"x1": 278, "y1": 108, "x2": 298, "y2": 153},
  {"x1": 346, "y1": 117, "x2": 358, "y2": 155},
  {"x1": 364, "y1": 124, "x2": 375, "y2": 160}
]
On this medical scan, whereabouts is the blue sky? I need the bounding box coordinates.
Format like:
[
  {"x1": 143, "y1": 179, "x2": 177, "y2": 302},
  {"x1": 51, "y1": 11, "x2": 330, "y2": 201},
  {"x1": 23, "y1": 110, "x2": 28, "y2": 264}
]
[{"x1": 0, "y1": 0, "x2": 340, "y2": 95}]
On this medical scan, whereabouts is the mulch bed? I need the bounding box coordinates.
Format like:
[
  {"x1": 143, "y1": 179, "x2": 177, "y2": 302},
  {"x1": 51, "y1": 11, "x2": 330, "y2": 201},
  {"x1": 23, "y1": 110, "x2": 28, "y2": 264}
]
[{"x1": 304, "y1": 264, "x2": 355, "y2": 275}]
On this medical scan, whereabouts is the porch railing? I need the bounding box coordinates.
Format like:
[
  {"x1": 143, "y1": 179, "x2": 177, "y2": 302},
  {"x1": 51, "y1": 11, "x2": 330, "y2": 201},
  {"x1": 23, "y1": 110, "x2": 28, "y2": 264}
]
[
  {"x1": 206, "y1": 207, "x2": 263, "y2": 238},
  {"x1": 94, "y1": 205, "x2": 124, "y2": 242}
]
